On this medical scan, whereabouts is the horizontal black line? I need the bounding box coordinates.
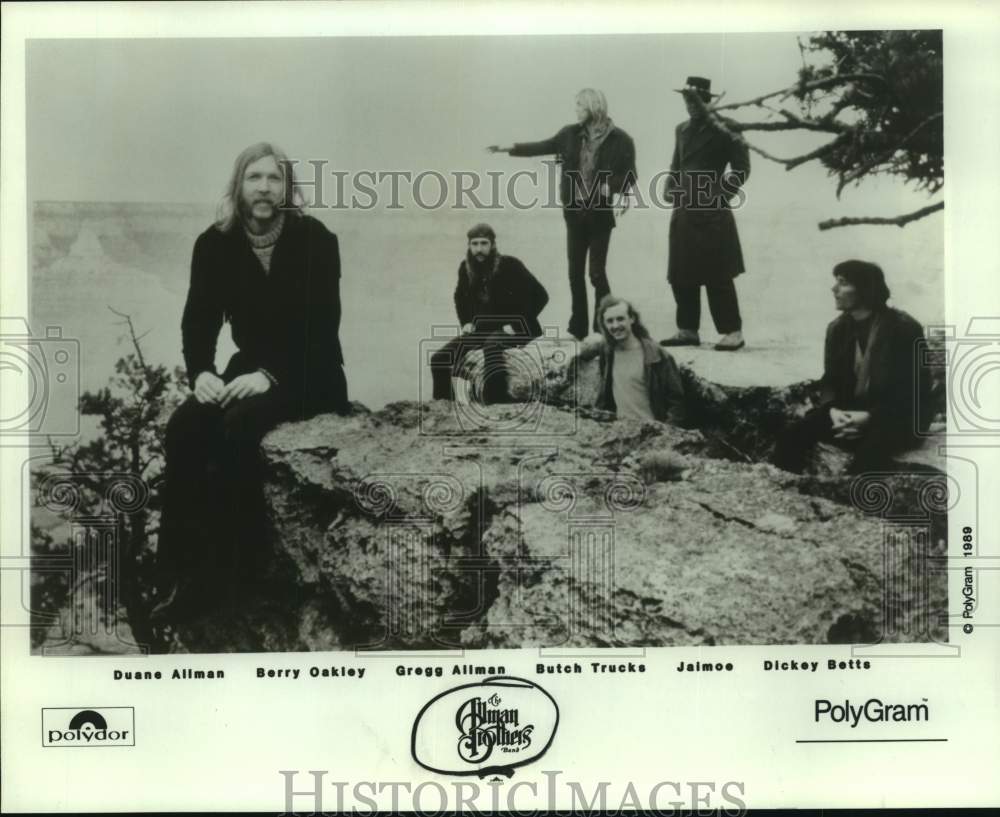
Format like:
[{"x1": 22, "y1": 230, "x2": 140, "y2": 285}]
[{"x1": 796, "y1": 738, "x2": 947, "y2": 743}]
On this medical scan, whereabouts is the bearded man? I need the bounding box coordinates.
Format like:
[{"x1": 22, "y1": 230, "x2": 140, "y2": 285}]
[
  {"x1": 430, "y1": 223, "x2": 549, "y2": 404},
  {"x1": 153, "y1": 141, "x2": 349, "y2": 619}
]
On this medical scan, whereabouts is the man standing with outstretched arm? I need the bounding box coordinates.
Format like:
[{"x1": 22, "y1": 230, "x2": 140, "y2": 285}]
[
  {"x1": 488, "y1": 88, "x2": 637, "y2": 340},
  {"x1": 661, "y1": 76, "x2": 750, "y2": 352},
  {"x1": 153, "y1": 141, "x2": 349, "y2": 619}
]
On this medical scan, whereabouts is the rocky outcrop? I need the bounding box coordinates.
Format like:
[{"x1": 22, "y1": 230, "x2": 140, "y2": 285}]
[
  {"x1": 42, "y1": 346, "x2": 948, "y2": 654},
  {"x1": 160, "y1": 393, "x2": 944, "y2": 652}
]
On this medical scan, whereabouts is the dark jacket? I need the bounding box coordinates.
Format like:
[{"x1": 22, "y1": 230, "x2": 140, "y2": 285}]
[
  {"x1": 510, "y1": 124, "x2": 637, "y2": 227},
  {"x1": 820, "y1": 307, "x2": 929, "y2": 437},
  {"x1": 666, "y1": 117, "x2": 750, "y2": 286},
  {"x1": 181, "y1": 213, "x2": 348, "y2": 417},
  {"x1": 579, "y1": 336, "x2": 687, "y2": 425},
  {"x1": 454, "y1": 254, "x2": 549, "y2": 338}
]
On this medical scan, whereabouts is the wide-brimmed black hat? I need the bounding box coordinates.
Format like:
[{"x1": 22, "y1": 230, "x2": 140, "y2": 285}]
[{"x1": 674, "y1": 76, "x2": 721, "y2": 102}]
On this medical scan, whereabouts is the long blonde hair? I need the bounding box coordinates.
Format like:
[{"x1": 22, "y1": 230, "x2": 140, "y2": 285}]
[
  {"x1": 215, "y1": 142, "x2": 302, "y2": 232},
  {"x1": 576, "y1": 88, "x2": 609, "y2": 124},
  {"x1": 596, "y1": 294, "x2": 650, "y2": 345}
]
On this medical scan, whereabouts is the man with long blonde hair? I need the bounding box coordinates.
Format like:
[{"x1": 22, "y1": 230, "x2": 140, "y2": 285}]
[
  {"x1": 214, "y1": 141, "x2": 302, "y2": 232},
  {"x1": 573, "y1": 294, "x2": 686, "y2": 425},
  {"x1": 153, "y1": 141, "x2": 349, "y2": 620},
  {"x1": 489, "y1": 88, "x2": 637, "y2": 340}
]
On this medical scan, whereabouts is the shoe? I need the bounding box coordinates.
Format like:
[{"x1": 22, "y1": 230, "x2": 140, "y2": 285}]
[
  {"x1": 659, "y1": 331, "x2": 700, "y2": 347},
  {"x1": 714, "y1": 331, "x2": 745, "y2": 351}
]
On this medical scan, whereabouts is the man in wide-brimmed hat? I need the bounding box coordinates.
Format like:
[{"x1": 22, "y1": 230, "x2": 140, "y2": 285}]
[{"x1": 661, "y1": 76, "x2": 750, "y2": 352}]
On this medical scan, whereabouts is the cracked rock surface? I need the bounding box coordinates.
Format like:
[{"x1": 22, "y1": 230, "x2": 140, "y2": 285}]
[
  {"x1": 214, "y1": 398, "x2": 947, "y2": 651},
  {"x1": 50, "y1": 347, "x2": 946, "y2": 654}
]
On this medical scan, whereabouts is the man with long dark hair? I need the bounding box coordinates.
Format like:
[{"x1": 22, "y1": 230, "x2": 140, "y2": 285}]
[
  {"x1": 573, "y1": 294, "x2": 686, "y2": 425},
  {"x1": 773, "y1": 260, "x2": 929, "y2": 473},
  {"x1": 488, "y1": 88, "x2": 637, "y2": 340},
  {"x1": 430, "y1": 223, "x2": 548, "y2": 404},
  {"x1": 153, "y1": 142, "x2": 349, "y2": 619}
]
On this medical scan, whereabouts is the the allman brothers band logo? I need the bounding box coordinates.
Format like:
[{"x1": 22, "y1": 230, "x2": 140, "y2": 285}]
[
  {"x1": 456, "y1": 692, "x2": 534, "y2": 763},
  {"x1": 412, "y1": 676, "x2": 559, "y2": 777}
]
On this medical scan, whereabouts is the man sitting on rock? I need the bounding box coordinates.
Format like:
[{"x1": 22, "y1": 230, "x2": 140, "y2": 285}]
[
  {"x1": 573, "y1": 294, "x2": 687, "y2": 425},
  {"x1": 153, "y1": 141, "x2": 350, "y2": 621},
  {"x1": 430, "y1": 223, "x2": 549, "y2": 404},
  {"x1": 773, "y1": 260, "x2": 929, "y2": 474}
]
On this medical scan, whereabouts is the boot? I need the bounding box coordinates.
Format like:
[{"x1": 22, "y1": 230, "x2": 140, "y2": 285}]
[
  {"x1": 660, "y1": 330, "x2": 700, "y2": 347},
  {"x1": 714, "y1": 331, "x2": 745, "y2": 351}
]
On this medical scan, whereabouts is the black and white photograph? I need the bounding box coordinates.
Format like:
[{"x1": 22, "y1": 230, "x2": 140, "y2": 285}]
[
  {"x1": 23, "y1": 29, "x2": 948, "y2": 655},
  {"x1": 2, "y1": 2, "x2": 998, "y2": 813}
]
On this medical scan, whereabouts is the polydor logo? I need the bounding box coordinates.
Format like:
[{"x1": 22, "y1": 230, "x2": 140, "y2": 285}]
[{"x1": 42, "y1": 707, "x2": 135, "y2": 747}]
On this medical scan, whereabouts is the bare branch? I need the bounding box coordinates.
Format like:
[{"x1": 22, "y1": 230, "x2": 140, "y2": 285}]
[
  {"x1": 107, "y1": 307, "x2": 149, "y2": 373},
  {"x1": 817, "y1": 201, "x2": 944, "y2": 231},
  {"x1": 785, "y1": 137, "x2": 846, "y2": 170},
  {"x1": 733, "y1": 118, "x2": 846, "y2": 134},
  {"x1": 697, "y1": 96, "x2": 849, "y2": 171},
  {"x1": 713, "y1": 72, "x2": 887, "y2": 112}
]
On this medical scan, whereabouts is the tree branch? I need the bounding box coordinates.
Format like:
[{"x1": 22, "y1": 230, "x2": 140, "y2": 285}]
[
  {"x1": 733, "y1": 118, "x2": 846, "y2": 134},
  {"x1": 835, "y1": 111, "x2": 944, "y2": 196},
  {"x1": 108, "y1": 307, "x2": 149, "y2": 373},
  {"x1": 712, "y1": 72, "x2": 887, "y2": 113},
  {"x1": 817, "y1": 201, "x2": 944, "y2": 231}
]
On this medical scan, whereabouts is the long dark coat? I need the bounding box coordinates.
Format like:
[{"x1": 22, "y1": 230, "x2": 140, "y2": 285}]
[
  {"x1": 666, "y1": 117, "x2": 750, "y2": 286},
  {"x1": 181, "y1": 213, "x2": 348, "y2": 418}
]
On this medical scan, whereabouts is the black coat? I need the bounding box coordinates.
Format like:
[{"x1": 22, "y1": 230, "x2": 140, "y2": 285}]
[
  {"x1": 666, "y1": 117, "x2": 750, "y2": 286},
  {"x1": 820, "y1": 307, "x2": 929, "y2": 438},
  {"x1": 181, "y1": 213, "x2": 348, "y2": 418},
  {"x1": 454, "y1": 255, "x2": 549, "y2": 338},
  {"x1": 510, "y1": 124, "x2": 637, "y2": 229}
]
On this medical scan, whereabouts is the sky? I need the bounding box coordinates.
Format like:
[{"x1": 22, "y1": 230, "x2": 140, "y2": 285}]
[
  {"x1": 24, "y1": 33, "x2": 944, "y2": 408},
  {"x1": 26, "y1": 33, "x2": 940, "y2": 219}
]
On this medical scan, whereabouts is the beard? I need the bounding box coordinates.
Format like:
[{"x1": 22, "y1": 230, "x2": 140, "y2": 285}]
[
  {"x1": 466, "y1": 246, "x2": 499, "y2": 304},
  {"x1": 466, "y1": 246, "x2": 498, "y2": 276},
  {"x1": 238, "y1": 193, "x2": 279, "y2": 225}
]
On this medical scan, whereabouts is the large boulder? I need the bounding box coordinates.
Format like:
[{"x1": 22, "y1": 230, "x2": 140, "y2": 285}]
[
  {"x1": 157, "y1": 397, "x2": 945, "y2": 652},
  {"x1": 42, "y1": 344, "x2": 948, "y2": 654}
]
